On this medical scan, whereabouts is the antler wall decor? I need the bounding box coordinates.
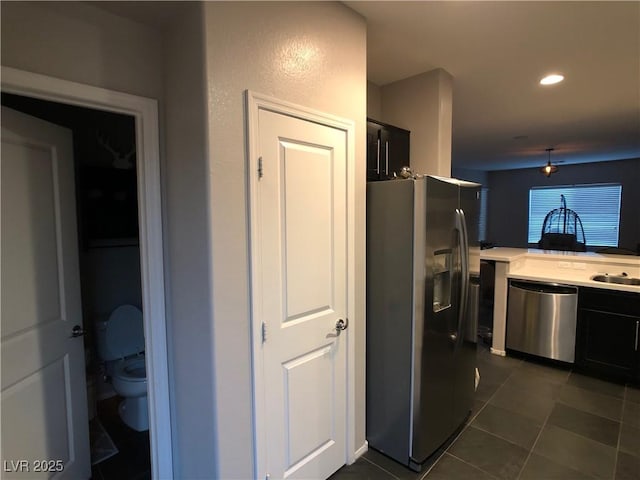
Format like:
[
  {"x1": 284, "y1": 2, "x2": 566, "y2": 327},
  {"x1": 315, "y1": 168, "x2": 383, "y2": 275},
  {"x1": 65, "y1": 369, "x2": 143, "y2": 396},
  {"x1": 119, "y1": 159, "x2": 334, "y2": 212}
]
[{"x1": 96, "y1": 131, "x2": 136, "y2": 170}]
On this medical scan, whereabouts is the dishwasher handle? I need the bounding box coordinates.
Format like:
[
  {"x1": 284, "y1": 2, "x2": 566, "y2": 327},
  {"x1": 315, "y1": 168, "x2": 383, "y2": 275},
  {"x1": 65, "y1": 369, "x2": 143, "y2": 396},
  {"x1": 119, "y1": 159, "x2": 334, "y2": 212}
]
[{"x1": 510, "y1": 280, "x2": 577, "y2": 295}]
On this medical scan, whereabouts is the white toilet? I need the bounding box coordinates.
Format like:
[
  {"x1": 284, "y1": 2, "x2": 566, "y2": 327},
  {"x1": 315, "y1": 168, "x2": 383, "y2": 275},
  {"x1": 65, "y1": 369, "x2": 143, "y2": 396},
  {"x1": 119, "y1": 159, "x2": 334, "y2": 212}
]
[{"x1": 95, "y1": 305, "x2": 148, "y2": 432}]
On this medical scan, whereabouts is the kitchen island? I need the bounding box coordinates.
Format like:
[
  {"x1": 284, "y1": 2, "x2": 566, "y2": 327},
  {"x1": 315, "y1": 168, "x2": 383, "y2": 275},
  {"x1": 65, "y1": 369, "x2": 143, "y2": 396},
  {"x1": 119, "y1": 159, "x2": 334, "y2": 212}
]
[{"x1": 480, "y1": 247, "x2": 640, "y2": 357}]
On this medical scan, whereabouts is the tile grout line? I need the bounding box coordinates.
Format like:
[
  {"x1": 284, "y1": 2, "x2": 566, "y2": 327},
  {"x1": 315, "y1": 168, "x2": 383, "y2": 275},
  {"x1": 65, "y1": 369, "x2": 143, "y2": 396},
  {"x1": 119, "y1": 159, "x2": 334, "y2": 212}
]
[
  {"x1": 360, "y1": 454, "x2": 404, "y2": 480},
  {"x1": 421, "y1": 354, "x2": 521, "y2": 479},
  {"x1": 513, "y1": 367, "x2": 570, "y2": 480},
  {"x1": 558, "y1": 382, "x2": 626, "y2": 423},
  {"x1": 469, "y1": 423, "x2": 541, "y2": 452},
  {"x1": 418, "y1": 354, "x2": 516, "y2": 480},
  {"x1": 612, "y1": 385, "x2": 628, "y2": 480},
  {"x1": 443, "y1": 452, "x2": 501, "y2": 480}
]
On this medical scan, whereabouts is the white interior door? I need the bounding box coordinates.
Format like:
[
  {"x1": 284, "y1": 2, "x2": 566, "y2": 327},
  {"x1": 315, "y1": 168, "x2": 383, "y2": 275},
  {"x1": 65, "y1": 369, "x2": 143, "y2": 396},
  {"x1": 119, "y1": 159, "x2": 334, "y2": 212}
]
[
  {"x1": 1, "y1": 107, "x2": 90, "y2": 479},
  {"x1": 254, "y1": 107, "x2": 348, "y2": 479}
]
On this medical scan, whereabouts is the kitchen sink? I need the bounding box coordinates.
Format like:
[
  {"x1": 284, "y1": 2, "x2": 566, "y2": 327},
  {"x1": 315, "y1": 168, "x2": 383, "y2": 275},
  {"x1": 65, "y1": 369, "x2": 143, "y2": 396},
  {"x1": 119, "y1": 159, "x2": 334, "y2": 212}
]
[{"x1": 591, "y1": 274, "x2": 640, "y2": 286}]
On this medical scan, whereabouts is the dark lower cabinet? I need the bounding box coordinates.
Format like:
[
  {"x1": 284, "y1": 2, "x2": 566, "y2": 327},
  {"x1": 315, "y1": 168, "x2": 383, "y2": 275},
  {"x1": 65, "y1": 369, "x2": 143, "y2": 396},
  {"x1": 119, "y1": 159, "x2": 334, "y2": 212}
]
[{"x1": 576, "y1": 288, "x2": 640, "y2": 383}]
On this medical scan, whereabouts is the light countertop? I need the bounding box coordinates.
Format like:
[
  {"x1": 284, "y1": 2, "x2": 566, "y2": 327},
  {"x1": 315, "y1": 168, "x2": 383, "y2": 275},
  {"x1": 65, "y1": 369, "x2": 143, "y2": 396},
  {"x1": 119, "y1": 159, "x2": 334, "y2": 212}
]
[
  {"x1": 479, "y1": 247, "x2": 529, "y2": 262},
  {"x1": 481, "y1": 247, "x2": 640, "y2": 266},
  {"x1": 481, "y1": 247, "x2": 640, "y2": 356},
  {"x1": 481, "y1": 247, "x2": 640, "y2": 293}
]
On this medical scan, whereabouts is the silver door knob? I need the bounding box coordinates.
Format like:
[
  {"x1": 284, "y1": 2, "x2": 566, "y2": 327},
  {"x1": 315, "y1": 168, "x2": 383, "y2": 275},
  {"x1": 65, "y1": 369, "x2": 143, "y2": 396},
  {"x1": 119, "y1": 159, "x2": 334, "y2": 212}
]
[
  {"x1": 70, "y1": 325, "x2": 86, "y2": 338},
  {"x1": 335, "y1": 318, "x2": 349, "y2": 334}
]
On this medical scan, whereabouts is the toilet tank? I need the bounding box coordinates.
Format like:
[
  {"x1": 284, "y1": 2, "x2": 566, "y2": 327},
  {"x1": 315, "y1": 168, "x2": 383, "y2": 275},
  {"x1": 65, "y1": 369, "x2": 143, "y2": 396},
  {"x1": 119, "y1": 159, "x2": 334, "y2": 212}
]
[{"x1": 96, "y1": 305, "x2": 145, "y2": 361}]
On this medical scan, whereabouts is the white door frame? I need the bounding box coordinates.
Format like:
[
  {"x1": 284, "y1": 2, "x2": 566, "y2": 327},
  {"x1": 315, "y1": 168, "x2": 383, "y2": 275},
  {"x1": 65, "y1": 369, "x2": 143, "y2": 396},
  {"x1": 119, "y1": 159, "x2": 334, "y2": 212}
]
[
  {"x1": 245, "y1": 90, "x2": 357, "y2": 478},
  {"x1": 1, "y1": 66, "x2": 173, "y2": 479}
]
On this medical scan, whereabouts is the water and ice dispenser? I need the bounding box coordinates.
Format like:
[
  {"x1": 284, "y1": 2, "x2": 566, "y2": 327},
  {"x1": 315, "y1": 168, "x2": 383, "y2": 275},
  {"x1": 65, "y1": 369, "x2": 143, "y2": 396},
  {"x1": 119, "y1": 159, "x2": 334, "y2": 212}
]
[{"x1": 433, "y1": 250, "x2": 452, "y2": 312}]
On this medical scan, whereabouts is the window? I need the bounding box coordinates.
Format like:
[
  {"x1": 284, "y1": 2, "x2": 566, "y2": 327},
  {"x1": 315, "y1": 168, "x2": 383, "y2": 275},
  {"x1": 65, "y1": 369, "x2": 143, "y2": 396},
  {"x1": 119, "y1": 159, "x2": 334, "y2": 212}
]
[
  {"x1": 479, "y1": 187, "x2": 488, "y2": 242},
  {"x1": 528, "y1": 184, "x2": 622, "y2": 247}
]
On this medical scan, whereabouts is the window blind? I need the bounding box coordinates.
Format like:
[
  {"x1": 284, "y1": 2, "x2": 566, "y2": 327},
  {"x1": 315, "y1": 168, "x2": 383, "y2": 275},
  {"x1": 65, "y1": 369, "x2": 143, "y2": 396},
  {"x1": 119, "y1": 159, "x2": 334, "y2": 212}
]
[
  {"x1": 528, "y1": 184, "x2": 622, "y2": 247},
  {"x1": 479, "y1": 187, "x2": 488, "y2": 242}
]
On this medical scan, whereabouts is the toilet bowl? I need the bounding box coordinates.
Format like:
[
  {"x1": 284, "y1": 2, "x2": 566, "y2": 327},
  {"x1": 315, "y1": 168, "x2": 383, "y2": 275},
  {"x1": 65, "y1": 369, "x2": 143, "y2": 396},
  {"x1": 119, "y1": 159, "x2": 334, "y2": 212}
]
[
  {"x1": 95, "y1": 305, "x2": 148, "y2": 431},
  {"x1": 113, "y1": 357, "x2": 148, "y2": 431},
  {"x1": 112, "y1": 357, "x2": 146, "y2": 396}
]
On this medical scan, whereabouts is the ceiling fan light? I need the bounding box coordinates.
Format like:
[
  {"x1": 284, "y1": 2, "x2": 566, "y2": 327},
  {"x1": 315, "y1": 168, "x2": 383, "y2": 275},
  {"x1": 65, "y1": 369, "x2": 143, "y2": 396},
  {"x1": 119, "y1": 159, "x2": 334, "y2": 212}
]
[
  {"x1": 540, "y1": 148, "x2": 559, "y2": 176},
  {"x1": 540, "y1": 74, "x2": 564, "y2": 85},
  {"x1": 540, "y1": 162, "x2": 558, "y2": 177}
]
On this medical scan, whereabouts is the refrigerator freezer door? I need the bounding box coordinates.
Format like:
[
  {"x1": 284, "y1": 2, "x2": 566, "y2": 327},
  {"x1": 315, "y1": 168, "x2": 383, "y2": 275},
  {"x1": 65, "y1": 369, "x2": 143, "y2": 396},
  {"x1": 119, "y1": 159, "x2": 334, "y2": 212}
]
[{"x1": 366, "y1": 179, "x2": 416, "y2": 463}]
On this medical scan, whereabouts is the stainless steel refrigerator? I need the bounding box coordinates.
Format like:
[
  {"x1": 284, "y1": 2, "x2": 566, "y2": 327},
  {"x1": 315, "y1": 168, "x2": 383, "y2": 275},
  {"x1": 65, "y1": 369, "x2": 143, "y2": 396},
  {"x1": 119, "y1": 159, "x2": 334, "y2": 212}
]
[{"x1": 366, "y1": 175, "x2": 480, "y2": 471}]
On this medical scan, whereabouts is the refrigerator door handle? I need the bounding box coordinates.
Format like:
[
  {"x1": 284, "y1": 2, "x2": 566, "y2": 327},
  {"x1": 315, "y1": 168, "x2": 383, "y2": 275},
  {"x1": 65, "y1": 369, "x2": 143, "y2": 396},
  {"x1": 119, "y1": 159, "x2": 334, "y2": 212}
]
[{"x1": 455, "y1": 208, "x2": 470, "y2": 346}]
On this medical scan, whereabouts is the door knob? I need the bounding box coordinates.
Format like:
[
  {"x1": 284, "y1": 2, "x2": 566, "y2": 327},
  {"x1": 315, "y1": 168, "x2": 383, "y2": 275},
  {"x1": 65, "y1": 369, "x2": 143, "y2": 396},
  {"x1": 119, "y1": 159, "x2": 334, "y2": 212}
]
[
  {"x1": 335, "y1": 318, "x2": 349, "y2": 335},
  {"x1": 70, "y1": 325, "x2": 86, "y2": 338}
]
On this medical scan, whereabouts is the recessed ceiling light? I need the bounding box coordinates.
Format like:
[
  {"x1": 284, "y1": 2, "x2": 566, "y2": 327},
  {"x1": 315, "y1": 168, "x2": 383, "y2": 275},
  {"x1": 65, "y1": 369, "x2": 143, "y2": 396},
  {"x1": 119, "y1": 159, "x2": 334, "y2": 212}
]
[{"x1": 540, "y1": 74, "x2": 564, "y2": 85}]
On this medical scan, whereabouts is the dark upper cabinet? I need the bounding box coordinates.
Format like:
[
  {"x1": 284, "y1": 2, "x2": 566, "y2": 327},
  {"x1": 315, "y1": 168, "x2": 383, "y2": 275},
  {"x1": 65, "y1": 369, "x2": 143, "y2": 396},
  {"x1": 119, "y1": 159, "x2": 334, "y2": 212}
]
[
  {"x1": 367, "y1": 118, "x2": 410, "y2": 181},
  {"x1": 576, "y1": 288, "x2": 640, "y2": 383}
]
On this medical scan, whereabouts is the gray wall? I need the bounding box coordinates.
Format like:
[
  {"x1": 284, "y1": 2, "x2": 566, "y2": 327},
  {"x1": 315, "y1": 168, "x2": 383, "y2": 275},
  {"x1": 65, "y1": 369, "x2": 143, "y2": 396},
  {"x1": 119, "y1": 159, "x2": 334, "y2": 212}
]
[
  {"x1": 163, "y1": 4, "x2": 217, "y2": 478},
  {"x1": 486, "y1": 158, "x2": 640, "y2": 251},
  {"x1": 367, "y1": 81, "x2": 382, "y2": 119},
  {"x1": 203, "y1": 2, "x2": 367, "y2": 477},
  {"x1": 0, "y1": 2, "x2": 164, "y2": 100},
  {"x1": 452, "y1": 167, "x2": 488, "y2": 186},
  {"x1": 380, "y1": 69, "x2": 453, "y2": 176},
  {"x1": 367, "y1": 70, "x2": 454, "y2": 176}
]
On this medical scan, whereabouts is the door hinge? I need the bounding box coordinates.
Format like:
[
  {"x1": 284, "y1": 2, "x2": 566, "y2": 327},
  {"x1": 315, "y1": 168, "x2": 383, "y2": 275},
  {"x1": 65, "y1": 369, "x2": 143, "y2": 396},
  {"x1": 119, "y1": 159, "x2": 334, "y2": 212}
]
[
  {"x1": 262, "y1": 321, "x2": 267, "y2": 344},
  {"x1": 258, "y1": 156, "x2": 263, "y2": 179}
]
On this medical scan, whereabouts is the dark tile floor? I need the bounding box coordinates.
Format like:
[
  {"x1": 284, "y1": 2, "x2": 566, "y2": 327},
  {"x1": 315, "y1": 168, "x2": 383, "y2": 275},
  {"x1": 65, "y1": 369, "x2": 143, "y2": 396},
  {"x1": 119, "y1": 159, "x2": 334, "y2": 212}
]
[
  {"x1": 331, "y1": 346, "x2": 640, "y2": 480},
  {"x1": 90, "y1": 396, "x2": 151, "y2": 480}
]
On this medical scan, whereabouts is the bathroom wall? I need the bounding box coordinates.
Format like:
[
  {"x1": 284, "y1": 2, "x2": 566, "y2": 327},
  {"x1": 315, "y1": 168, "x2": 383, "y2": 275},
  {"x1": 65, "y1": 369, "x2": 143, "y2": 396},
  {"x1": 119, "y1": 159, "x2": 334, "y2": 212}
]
[
  {"x1": 81, "y1": 245, "x2": 143, "y2": 400},
  {"x1": 80, "y1": 246, "x2": 143, "y2": 320}
]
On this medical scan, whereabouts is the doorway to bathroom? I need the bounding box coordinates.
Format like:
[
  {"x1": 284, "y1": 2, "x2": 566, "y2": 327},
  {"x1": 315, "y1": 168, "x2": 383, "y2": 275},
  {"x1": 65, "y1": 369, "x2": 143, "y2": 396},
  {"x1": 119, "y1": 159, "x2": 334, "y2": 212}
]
[
  {"x1": 1, "y1": 68, "x2": 172, "y2": 479},
  {"x1": 2, "y1": 93, "x2": 149, "y2": 479}
]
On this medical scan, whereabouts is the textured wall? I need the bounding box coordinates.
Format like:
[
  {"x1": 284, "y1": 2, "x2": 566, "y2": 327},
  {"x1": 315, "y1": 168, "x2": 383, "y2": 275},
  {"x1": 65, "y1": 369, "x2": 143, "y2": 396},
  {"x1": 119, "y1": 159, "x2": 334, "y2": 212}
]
[
  {"x1": 0, "y1": 2, "x2": 163, "y2": 100},
  {"x1": 203, "y1": 2, "x2": 367, "y2": 477},
  {"x1": 163, "y1": 4, "x2": 218, "y2": 478},
  {"x1": 2, "y1": 3, "x2": 368, "y2": 477}
]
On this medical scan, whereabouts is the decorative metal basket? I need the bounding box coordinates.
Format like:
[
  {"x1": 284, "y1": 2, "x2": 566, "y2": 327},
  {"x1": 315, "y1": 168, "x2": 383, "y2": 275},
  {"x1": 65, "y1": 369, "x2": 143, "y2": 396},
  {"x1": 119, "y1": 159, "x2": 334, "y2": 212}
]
[{"x1": 538, "y1": 195, "x2": 586, "y2": 251}]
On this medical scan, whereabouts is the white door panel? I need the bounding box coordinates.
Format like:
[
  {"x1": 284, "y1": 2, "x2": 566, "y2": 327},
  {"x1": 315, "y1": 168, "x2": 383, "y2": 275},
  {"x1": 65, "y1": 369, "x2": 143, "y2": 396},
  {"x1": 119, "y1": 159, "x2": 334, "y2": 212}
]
[
  {"x1": 1, "y1": 106, "x2": 90, "y2": 479},
  {"x1": 255, "y1": 107, "x2": 348, "y2": 479},
  {"x1": 282, "y1": 142, "x2": 334, "y2": 321}
]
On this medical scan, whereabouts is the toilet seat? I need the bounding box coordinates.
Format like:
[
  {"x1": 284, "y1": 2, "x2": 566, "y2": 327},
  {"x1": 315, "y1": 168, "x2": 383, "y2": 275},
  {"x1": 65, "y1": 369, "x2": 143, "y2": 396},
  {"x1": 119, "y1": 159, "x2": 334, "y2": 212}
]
[
  {"x1": 113, "y1": 356, "x2": 146, "y2": 382},
  {"x1": 95, "y1": 305, "x2": 149, "y2": 431}
]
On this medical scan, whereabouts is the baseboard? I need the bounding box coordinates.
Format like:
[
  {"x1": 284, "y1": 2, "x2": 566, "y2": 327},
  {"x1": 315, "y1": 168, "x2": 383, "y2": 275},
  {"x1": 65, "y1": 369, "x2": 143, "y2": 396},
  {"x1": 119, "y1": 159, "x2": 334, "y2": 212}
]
[
  {"x1": 354, "y1": 441, "x2": 368, "y2": 461},
  {"x1": 490, "y1": 348, "x2": 506, "y2": 356}
]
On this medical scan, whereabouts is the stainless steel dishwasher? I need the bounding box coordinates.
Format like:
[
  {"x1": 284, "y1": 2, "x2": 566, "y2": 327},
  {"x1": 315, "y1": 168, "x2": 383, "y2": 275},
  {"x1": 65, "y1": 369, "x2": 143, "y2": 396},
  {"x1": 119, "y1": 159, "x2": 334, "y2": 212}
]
[{"x1": 506, "y1": 280, "x2": 578, "y2": 363}]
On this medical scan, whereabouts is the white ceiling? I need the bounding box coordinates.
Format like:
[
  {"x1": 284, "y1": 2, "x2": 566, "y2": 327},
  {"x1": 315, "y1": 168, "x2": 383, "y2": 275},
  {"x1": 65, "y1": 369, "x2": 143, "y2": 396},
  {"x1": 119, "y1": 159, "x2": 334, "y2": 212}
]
[
  {"x1": 346, "y1": 1, "x2": 640, "y2": 171},
  {"x1": 93, "y1": 1, "x2": 639, "y2": 172}
]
